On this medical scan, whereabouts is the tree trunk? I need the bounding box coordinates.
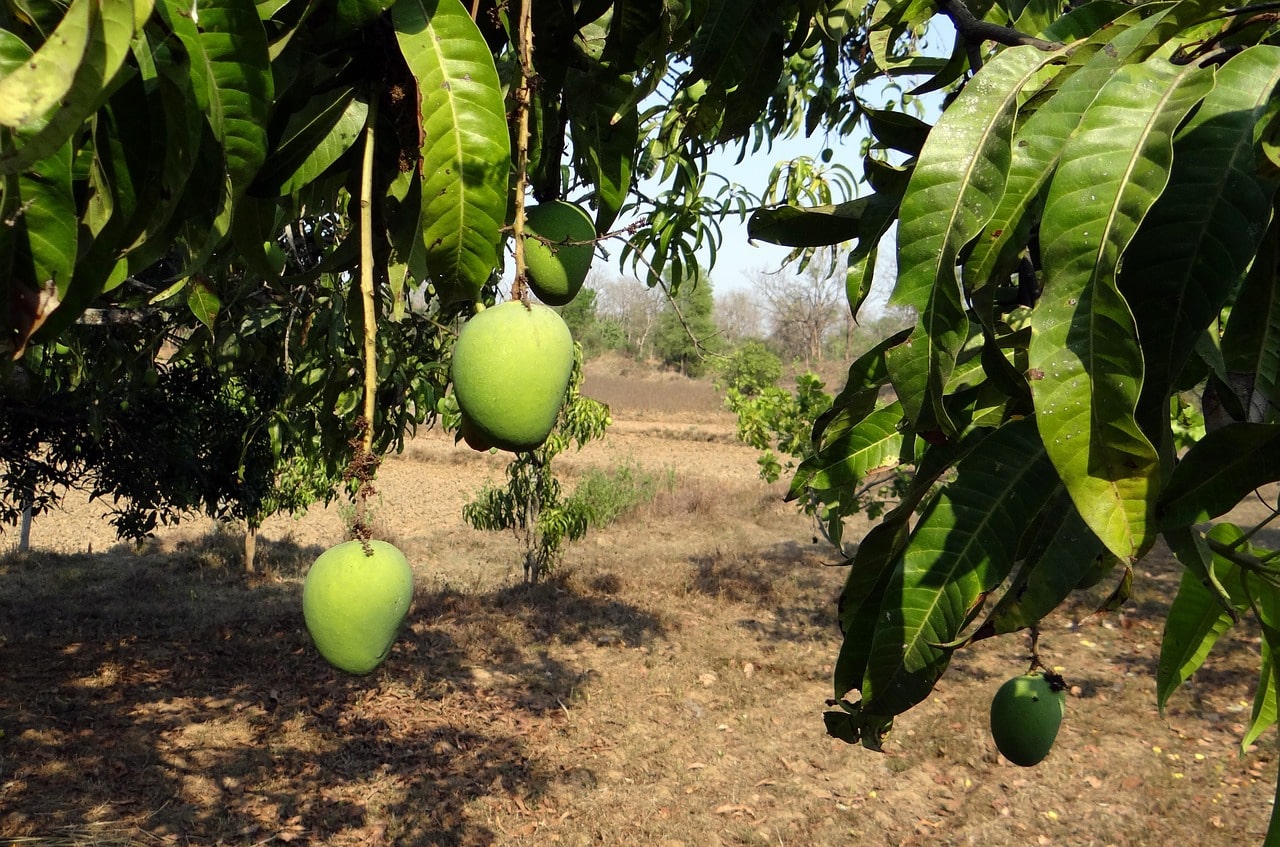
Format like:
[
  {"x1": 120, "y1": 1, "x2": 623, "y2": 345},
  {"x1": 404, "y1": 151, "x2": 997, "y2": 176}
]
[
  {"x1": 18, "y1": 498, "x2": 32, "y2": 553},
  {"x1": 244, "y1": 525, "x2": 257, "y2": 573}
]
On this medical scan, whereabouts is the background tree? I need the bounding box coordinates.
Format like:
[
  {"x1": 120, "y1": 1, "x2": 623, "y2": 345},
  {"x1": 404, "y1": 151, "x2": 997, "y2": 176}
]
[
  {"x1": 653, "y1": 275, "x2": 722, "y2": 377},
  {"x1": 714, "y1": 288, "x2": 766, "y2": 345},
  {"x1": 594, "y1": 276, "x2": 666, "y2": 360},
  {"x1": 752, "y1": 261, "x2": 846, "y2": 365}
]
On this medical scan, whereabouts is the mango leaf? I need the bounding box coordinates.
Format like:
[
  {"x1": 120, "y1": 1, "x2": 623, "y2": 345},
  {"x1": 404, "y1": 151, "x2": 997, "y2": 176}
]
[
  {"x1": 971, "y1": 488, "x2": 1111, "y2": 640},
  {"x1": 886, "y1": 45, "x2": 1065, "y2": 435},
  {"x1": 811, "y1": 327, "x2": 913, "y2": 449},
  {"x1": 963, "y1": 8, "x2": 1179, "y2": 306},
  {"x1": 789, "y1": 402, "x2": 905, "y2": 500},
  {"x1": 716, "y1": 20, "x2": 784, "y2": 143},
  {"x1": 1156, "y1": 529, "x2": 1248, "y2": 712},
  {"x1": 1159, "y1": 423, "x2": 1280, "y2": 529},
  {"x1": 1123, "y1": 46, "x2": 1280, "y2": 432},
  {"x1": 0, "y1": 0, "x2": 152, "y2": 175},
  {"x1": 833, "y1": 517, "x2": 909, "y2": 702},
  {"x1": 565, "y1": 68, "x2": 638, "y2": 233},
  {"x1": 831, "y1": 421, "x2": 1000, "y2": 705},
  {"x1": 863, "y1": 106, "x2": 931, "y2": 157},
  {"x1": 858, "y1": 417, "x2": 1061, "y2": 722},
  {"x1": 1029, "y1": 58, "x2": 1214, "y2": 562},
  {"x1": 1222, "y1": 222, "x2": 1280, "y2": 413},
  {"x1": 164, "y1": 0, "x2": 273, "y2": 206},
  {"x1": 602, "y1": 0, "x2": 664, "y2": 73},
  {"x1": 1241, "y1": 542, "x2": 1280, "y2": 753},
  {"x1": 747, "y1": 198, "x2": 867, "y2": 247},
  {"x1": 394, "y1": 0, "x2": 510, "y2": 299},
  {"x1": 689, "y1": 0, "x2": 779, "y2": 93},
  {"x1": 846, "y1": 245, "x2": 878, "y2": 321},
  {"x1": 187, "y1": 279, "x2": 221, "y2": 330},
  {"x1": 0, "y1": 0, "x2": 93, "y2": 127},
  {"x1": 121, "y1": 35, "x2": 205, "y2": 260},
  {"x1": 0, "y1": 33, "x2": 76, "y2": 299},
  {"x1": 330, "y1": 0, "x2": 399, "y2": 34},
  {"x1": 1244, "y1": 644, "x2": 1277, "y2": 753},
  {"x1": 260, "y1": 87, "x2": 368, "y2": 197}
]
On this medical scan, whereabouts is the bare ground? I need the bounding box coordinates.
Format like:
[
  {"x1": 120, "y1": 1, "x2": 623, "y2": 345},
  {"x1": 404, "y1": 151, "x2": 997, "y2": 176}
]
[{"x1": 0, "y1": 364, "x2": 1276, "y2": 846}]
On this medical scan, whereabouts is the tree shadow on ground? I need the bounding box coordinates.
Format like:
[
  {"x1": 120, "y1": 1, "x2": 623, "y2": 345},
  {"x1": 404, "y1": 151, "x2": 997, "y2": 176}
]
[
  {"x1": 686, "y1": 540, "x2": 843, "y2": 644},
  {"x1": 0, "y1": 535, "x2": 663, "y2": 844}
]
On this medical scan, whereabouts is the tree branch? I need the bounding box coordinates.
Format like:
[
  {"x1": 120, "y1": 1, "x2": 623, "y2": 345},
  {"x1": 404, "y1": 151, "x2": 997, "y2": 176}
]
[{"x1": 937, "y1": 0, "x2": 1060, "y2": 69}]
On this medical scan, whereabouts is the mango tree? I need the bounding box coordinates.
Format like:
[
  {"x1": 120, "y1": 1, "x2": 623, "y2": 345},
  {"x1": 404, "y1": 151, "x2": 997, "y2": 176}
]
[
  {"x1": 3, "y1": 0, "x2": 1280, "y2": 839},
  {"x1": 744, "y1": 0, "x2": 1280, "y2": 839}
]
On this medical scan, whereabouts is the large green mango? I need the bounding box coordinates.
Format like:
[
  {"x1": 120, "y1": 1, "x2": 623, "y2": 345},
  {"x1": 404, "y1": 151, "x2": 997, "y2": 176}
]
[
  {"x1": 303, "y1": 540, "x2": 414, "y2": 674},
  {"x1": 450, "y1": 301, "x2": 574, "y2": 452}
]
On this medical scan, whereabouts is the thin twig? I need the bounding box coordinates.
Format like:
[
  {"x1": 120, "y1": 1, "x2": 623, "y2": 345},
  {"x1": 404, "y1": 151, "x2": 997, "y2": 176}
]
[
  {"x1": 359, "y1": 103, "x2": 379, "y2": 458},
  {"x1": 510, "y1": 0, "x2": 536, "y2": 303},
  {"x1": 352, "y1": 97, "x2": 382, "y2": 547}
]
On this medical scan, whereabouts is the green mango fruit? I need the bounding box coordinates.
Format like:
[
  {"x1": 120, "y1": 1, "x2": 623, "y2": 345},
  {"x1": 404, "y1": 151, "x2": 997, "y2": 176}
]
[
  {"x1": 450, "y1": 300, "x2": 574, "y2": 452},
  {"x1": 522, "y1": 201, "x2": 596, "y2": 306},
  {"x1": 303, "y1": 540, "x2": 414, "y2": 674},
  {"x1": 458, "y1": 412, "x2": 495, "y2": 453},
  {"x1": 990, "y1": 671, "x2": 1066, "y2": 766}
]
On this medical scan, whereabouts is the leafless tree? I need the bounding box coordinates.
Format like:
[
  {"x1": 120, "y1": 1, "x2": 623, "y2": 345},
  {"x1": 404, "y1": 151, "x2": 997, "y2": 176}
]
[
  {"x1": 714, "y1": 288, "x2": 764, "y2": 344},
  {"x1": 594, "y1": 274, "x2": 665, "y2": 358},
  {"x1": 750, "y1": 261, "x2": 845, "y2": 365}
]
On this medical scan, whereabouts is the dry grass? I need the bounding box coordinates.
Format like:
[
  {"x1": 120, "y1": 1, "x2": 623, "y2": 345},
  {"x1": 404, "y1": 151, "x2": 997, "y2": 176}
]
[{"x1": 2, "y1": 371, "x2": 1277, "y2": 846}]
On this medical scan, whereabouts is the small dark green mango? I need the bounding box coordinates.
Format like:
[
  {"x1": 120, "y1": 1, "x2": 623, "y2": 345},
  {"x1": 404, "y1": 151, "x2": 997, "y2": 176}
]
[
  {"x1": 522, "y1": 201, "x2": 595, "y2": 306},
  {"x1": 303, "y1": 540, "x2": 414, "y2": 674},
  {"x1": 990, "y1": 671, "x2": 1066, "y2": 766}
]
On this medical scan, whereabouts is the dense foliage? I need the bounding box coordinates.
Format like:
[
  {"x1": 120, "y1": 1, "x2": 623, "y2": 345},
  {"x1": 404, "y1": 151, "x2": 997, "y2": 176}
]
[{"x1": 3, "y1": 0, "x2": 1280, "y2": 839}]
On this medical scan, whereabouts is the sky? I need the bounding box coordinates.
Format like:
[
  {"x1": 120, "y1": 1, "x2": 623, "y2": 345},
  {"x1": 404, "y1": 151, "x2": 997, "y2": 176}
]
[
  {"x1": 590, "y1": 118, "x2": 902, "y2": 318},
  {"x1": 607, "y1": 28, "x2": 955, "y2": 314}
]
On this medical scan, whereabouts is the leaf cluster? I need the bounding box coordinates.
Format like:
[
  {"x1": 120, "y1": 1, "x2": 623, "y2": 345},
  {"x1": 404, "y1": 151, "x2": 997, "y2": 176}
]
[{"x1": 743, "y1": 0, "x2": 1280, "y2": 781}]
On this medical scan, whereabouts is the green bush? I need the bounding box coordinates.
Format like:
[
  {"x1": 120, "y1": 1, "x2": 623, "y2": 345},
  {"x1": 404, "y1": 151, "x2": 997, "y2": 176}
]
[
  {"x1": 714, "y1": 341, "x2": 782, "y2": 396},
  {"x1": 567, "y1": 460, "x2": 674, "y2": 528}
]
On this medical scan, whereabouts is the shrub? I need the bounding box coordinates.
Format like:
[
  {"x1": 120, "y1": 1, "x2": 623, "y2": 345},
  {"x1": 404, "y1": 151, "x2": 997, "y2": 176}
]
[{"x1": 567, "y1": 460, "x2": 675, "y2": 528}]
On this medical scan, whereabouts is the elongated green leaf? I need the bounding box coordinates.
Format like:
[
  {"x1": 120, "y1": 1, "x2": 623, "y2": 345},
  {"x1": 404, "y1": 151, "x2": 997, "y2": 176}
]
[
  {"x1": 834, "y1": 517, "x2": 908, "y2": 701},
  {"x1": 886, "y1": 45, "x2": 1065, "y2": 435},
  {"x1": 810, "y1": 327, "x2": 912, "y2": 448},
  {"x1": 394, "y1": 0, "x2": 510, "y2": 298},
  {"x1": 964, "y1": 7, "x2": 1179, "y2": 303},
  {"x1": 565, "y1": 68, "x2": 638, "y2": 233},
  {"x1": 0, "y1": 32, "x2": 76, "y2": 297},
  {"x1": 1241, "y1": 540, "x2": 1280, "y2": 752},
  {"x1": 1029, "y1": 59, "x2": 1213, "y2": 562},
  {"x1": 864, "y1": 107, "x2": 931, "y2": 157},
  {"x1": 1244, "y1": 645, "x2": 1277, "y2": 752},
  {"x1": 0, "y1": 0, "x2": 151, "y2": 175},
  {"x1": 974, "y1": 488, "x2": 1111, "y2": 639},
  {"x1": 690, "y1": 0, "x2": 780, "y2": 92},
  {"x1": 747, "y1": 198, "x2": 867, "y2": 247},
  {"x1": 121, "y1": 35, "x2": 205, "y2": 259},
  {"x1": 1156, "y1": 538, "x2": 1247, "y2": 712},
  {"x1": 262, "y1": 88, "x2": 368, "y2": 197},
  {"x1": 860, "y1": 417, "x2": 1060, "y2": 720},
  {"x1": 1123, "y1": 46, "x2": 1280, "y2": 432},
  {"x1": 1160, "y1": 423, "x2": 1280, "y2": 529},
  {"x1": 187, "y1": 279, "x2": 221, "y2": 330},
  {"x1": 1222, "y1": 223, "x2": 1280, "y2": 413},
  {"x1": 166, "y1": 0, "x2": 273, "y2": 205},
  {"x1": 789, "y1": 402, "x2": 905, "y2": 499},
  {"x1": 0, "y1": 0, "x2": 93, "y2": 127},
  {"x1": 846, "y1": 245, "x2": 878, "y2": 321}
]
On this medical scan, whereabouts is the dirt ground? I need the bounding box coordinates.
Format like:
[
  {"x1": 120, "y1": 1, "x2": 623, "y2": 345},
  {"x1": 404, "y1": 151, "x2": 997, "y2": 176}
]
[{"x1": 1, "y1": 364, "x2": 1277, "y2": 846}]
